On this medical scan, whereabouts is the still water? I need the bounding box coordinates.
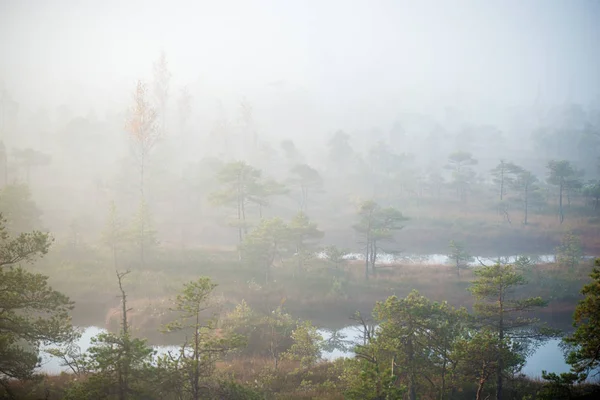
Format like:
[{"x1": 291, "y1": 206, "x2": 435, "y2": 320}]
[
  {"x1": 39, "y1": 326, "x2": 569, "y2": 377},
  {"x1": 336, "y1": 253, "x2": 558, "y2": 266},
  {"x1": 318, "y1": 326, "x2": 570, "y2": 378}
]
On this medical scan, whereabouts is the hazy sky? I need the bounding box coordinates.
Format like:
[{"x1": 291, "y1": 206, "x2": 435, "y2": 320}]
[{"x1": 1, "y1": 0, "x2": 599, "y2": 120}]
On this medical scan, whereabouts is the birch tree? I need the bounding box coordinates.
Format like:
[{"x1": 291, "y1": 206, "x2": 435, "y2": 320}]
[
  {"x1": 125, "y1": 80, "x2": 159, "y2": 266},
  {"x1": 153, "y1": 51, "x2": 171, "y2": 136}
]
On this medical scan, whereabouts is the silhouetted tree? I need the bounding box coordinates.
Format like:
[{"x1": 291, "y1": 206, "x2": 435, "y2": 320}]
[
  {"x1": 445, "y1": 151, "x2": 477, "y2": 203},
  {"x1": 238, "y1": 98, "x2": 258, "y2": 159},
  {"x1": 547, "y1": 160, "x2": 582, "y2": 223},
  {"x1": 240, "y1": 217, "x2": 289, "y2": 284},
  {"x1": 582, "y1": 180, "x2": 600, "y2": 211},
  {"x1": 288, "y1": 212, "x2": 324, "y2": 275},
  {"x1": 510, "y1": 167, "x2": 540, "y2": 225},
  {"x1": 210, "y1": 161, "x2": 264, "y2": 246},
  {"x1": 280, "y1": 139, "x2": 303, "y2": 165},
  {"x1": 491, "y1": 160, "x2": 517, "y2": 201},
  {"x1": 289, "y1": 164, "x2": 322, "y2": 213},
  {"x1": 353, "y1": 200, "x2": 408, "y2": 279}
]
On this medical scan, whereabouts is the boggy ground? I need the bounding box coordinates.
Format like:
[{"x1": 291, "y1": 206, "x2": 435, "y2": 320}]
[
  {"x1": 9, "y1": 358, "x2": 600, "y2": 400},
  {"x1": 31, "y1": 241, "x2": 595, "y2": 345}
]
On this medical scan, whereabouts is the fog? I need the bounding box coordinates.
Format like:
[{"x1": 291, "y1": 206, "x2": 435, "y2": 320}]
[
  {"x1": 3, "y1": 3, "x2": 600, "y2": 395},
  {"x1": 1, "y1": 0, "x2": 599, "y2": 249},
  {"x1": 3, "y1": 1, "x2": 599, "y2": 117}
]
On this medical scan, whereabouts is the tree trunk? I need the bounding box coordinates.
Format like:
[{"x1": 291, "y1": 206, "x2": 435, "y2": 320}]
[
  {"x1": 559, "y1": 182, "x2": 564, "y2": 224},
  {"x1": 117, "y1": 271, "x2": 130, "y2": 400},
  {"x1": 456, "y1": 257, "x2": 460, "y2": 278},
  {"x1": 112, "y1": 244, "x2": 118, "y2": 279},
  {"x1": 370, "y1": 240, "x2": 377, "y2": 276},
  {"x1": 364, "y1": 236, "x2": 370, "y2": 280},
  {"x1": 496, "y1": 294, "x2": 504, "y2": 400},
  {"x1": 192, "y1": 312, "x2": 201, "y2": 400},
  {"x1": 523, "y1": 182, "x2": 529, "y2": 225},
  {"x1": 364, "y1": 209, "x2": 374, "y2": 280},
  {"x1": 440, "y1": 340, "x2": 447, "y2": 400},
  {"x1": 476, "y1": 378, "x2": 485, "y2": 400},
  {"x1": 301, "y1": 185, "x2": 308, "y2": 213},
  {"x1": 408, "y1": 336, "x2": 416, "y2": 400},
  {"x1": 236, "y1": 174, "x2": 243, "y2": 261},
  {"x1": 140, "y1": 153, "x2": 145, "y2": 268}
]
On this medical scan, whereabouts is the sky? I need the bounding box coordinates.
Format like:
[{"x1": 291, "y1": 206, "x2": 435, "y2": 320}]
[{"x1": 1, "y1": 0, "x2": 599, "y2": 125}]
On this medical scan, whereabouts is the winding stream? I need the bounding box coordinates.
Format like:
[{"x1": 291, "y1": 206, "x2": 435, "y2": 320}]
[
  {"x1": 39, "y1": 326, "x2": 570, "y2": 377},
  {"x1": 39, "y1": 253, "x2": 596, "y2": 377}
]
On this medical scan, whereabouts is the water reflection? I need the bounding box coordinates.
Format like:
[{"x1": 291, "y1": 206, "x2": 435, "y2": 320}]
[{"x1": 40, "y1": 325, "x2": 570, "y2": 378}]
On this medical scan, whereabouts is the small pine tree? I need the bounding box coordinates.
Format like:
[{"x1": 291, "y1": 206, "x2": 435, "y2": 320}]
[
  {"x1": 555, "y1": 232, "x2": 583, "y2": 271},
  {"x1": 562, "y1": 259, "x2": 600, "y2": 380},
  {"x1": 162, "y1": 278, "x2": 243, "y2": 400},
  {"x1": 447, "y1": 240, "x2": 473, "y2": 277},
  {"x1": 469, "y1": 263, "x2": 551, "y2": 400},
  {"x1": 284, "y1": 320, "x2": 323, "y2": 369}
]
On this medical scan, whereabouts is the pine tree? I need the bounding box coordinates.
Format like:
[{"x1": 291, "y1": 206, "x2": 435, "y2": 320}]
[
  {"x1": 0, "y1": 215, "x2": 74, "y2": 396},
  {"x1": 353, "y1": 200, "x2": 407, "y2": 279},
  {"x1": 288, "y1": 212, "x2": 324, "y2": 276},
  {"x1": 563, "y1": 259, "x2": 600, "y2": 380},
  {"x1": 447, "y1": 240, "x2": 473, "y2": 278},
  {"x1": 162, "y1": 278, "x2": 242, "y2": 400},
  {"x1": 469, "y1": 263, "x2": 551, "y2": 400}
]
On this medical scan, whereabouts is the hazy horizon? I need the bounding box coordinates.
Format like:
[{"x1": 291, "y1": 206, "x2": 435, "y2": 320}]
[{"x1": 2, "y1": 0, "x2": 599, "y2": 132}]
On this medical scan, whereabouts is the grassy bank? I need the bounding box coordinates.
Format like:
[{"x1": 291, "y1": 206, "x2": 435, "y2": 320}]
[{"x1": 29, "y1": 242, "x2": 593, "y2": 342}]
